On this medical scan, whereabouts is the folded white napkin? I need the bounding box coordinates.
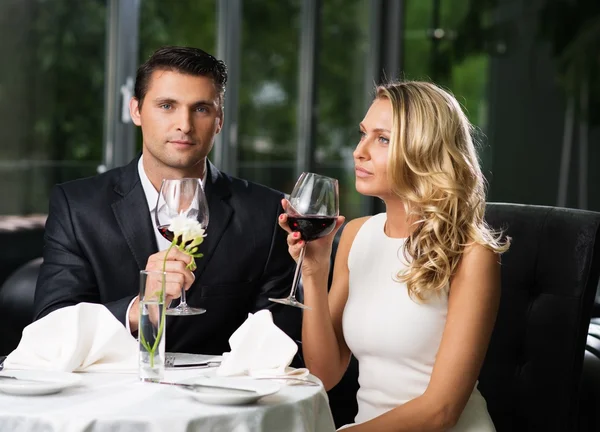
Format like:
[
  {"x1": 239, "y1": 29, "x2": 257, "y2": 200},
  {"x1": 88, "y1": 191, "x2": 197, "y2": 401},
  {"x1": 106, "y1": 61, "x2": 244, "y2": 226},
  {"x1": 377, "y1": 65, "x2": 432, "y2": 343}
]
[
  {"x1": 5, "y1": 303, "x2": 138, "y2": 373},
  {"x1": 216, "y1": 309, "x2": 309, "y2": 380}
]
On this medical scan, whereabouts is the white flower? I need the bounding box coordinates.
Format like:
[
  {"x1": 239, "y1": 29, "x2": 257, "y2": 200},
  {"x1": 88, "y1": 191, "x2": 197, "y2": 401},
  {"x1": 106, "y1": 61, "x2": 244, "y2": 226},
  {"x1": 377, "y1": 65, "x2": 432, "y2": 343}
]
[
  {"x1": 168, "y1": 213, "x2": 207, "y2": 271},
  {"x1": 169, "y1": 214, "x2": 206, "y2": 240}
]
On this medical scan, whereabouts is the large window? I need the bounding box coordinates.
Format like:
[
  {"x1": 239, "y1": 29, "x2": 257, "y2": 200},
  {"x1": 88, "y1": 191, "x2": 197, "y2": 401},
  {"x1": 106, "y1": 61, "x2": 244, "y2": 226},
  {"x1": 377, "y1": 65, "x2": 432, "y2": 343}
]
[
  {"x1": 0, "y1": 0, "x2": 107, "y2": 214},
  {"x1": 236, "y1": 0, "x2": 369, "y2": 220},
  {"x1": 237, "y1": 0, "x2": 302, "y2": 196},
  {"x1": 13, "y1": 0, "x2": 593, "y2": 219},
  {"x1": 403, "y1": 0, "x2": 492, "y2": 169},
  {"x1": 314, "y1": 0, "x2": 369, "y2": 220},
  {"x1": 139, "y1": 1, "x2": 217, "y2": 64}
]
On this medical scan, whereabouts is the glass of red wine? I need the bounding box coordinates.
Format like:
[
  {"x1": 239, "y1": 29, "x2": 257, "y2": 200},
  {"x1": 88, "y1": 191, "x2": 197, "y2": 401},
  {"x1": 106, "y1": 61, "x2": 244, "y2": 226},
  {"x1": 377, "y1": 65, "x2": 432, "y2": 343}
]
[
  {"x1": 155, "y1": 178, "x2": 209, "y2": 316},
  {"x1": 269, "y1": 172, "x2": 339, "y2": 310}
]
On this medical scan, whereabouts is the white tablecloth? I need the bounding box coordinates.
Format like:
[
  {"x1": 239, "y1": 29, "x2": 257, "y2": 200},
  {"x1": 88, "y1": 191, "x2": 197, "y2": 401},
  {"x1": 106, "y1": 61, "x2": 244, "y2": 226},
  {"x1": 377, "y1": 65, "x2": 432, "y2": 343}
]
[{"x1": 0, "y1": 365, "x2": 336, "y2": 432}]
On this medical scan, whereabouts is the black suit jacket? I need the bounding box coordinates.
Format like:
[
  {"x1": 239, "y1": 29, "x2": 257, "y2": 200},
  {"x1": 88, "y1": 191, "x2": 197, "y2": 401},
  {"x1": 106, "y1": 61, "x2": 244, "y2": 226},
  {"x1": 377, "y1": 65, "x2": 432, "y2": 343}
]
[{"x1": 34, "y1": 157, "x2": 301, "y2": 355}]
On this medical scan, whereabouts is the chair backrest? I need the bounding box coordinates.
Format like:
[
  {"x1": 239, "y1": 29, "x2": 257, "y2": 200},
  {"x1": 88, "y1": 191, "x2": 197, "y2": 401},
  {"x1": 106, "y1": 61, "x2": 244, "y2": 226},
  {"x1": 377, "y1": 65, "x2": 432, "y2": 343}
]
[
  {"x1": 480, "y1": 203, "x2": 600, "y2": 431},
  {"x1": 0, "y1": 257, "x2": 42, "y2": 355}
]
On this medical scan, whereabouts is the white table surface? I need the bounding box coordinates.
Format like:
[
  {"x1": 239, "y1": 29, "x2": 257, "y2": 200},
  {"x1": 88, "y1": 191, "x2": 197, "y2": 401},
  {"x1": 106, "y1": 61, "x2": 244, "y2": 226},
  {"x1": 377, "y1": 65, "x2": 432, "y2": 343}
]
[{"x1": 0, "y1": 363, "x2": 336, "y2": 432}]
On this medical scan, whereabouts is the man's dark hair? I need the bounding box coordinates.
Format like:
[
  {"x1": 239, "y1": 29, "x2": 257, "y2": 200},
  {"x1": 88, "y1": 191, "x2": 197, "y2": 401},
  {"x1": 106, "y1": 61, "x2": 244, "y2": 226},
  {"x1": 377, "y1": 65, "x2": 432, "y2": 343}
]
[{"x1": 134, "y1": 46, "x2": 228, "y2": 109}]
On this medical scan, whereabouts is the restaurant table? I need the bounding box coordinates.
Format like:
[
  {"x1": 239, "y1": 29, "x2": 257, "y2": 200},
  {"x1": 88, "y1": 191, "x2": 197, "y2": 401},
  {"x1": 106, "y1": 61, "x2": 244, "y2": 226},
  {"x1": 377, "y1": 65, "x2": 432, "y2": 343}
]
[{"x1": 0, "y1": 364, "x2": 336, "y2": 432}]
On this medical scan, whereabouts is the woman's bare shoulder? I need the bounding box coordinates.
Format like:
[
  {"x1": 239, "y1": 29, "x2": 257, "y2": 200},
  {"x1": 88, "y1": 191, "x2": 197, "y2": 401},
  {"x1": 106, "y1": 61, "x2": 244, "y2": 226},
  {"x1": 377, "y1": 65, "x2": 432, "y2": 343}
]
[
  {"x1": 340, "y1": 216, "x2": 372, "y2": 243},
  {"x1": 461, "y1": 242, "x2": 500, "y2": 266},
  {"x1": 451, "y1": 241, "x2": 501, "y2": 291}
]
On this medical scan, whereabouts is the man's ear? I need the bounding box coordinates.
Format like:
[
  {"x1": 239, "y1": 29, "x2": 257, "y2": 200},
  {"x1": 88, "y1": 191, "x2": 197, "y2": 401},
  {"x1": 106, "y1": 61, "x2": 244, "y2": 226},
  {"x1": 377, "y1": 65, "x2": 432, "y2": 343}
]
[
  {"x1": 215, "y1": 109, "x2": 224, "y2": 134},
  {"x1": 130, "y1": 98, "x2": 142, "y2": 126}
]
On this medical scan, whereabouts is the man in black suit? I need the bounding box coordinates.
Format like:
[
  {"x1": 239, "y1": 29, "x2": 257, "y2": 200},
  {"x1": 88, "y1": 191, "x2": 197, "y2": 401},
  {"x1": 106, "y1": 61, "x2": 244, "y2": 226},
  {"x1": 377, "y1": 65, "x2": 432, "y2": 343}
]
[{"x1": 33, "y1": 46, "x2": 301, "y2": 355}]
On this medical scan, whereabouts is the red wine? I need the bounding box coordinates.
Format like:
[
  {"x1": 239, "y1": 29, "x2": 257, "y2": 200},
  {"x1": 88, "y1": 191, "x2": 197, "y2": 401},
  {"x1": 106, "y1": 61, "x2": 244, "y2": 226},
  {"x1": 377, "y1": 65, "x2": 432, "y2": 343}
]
[
  {"x1": 158, "y1": 225, "x2": 199, "y2": 247},
  {"x1": 158, "y1": 225, "x2": 175, "y2": 242},
  {"x1": 287, "y1": 216, "x2": 336, "y2": 241}
]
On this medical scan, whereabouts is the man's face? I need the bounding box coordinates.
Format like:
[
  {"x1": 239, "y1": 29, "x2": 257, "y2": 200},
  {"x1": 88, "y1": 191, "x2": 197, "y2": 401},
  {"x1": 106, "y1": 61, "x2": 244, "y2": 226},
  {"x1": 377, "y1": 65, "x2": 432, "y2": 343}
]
[{"x1": 130, "y1": 70, "x2": 223, "y2": 173}]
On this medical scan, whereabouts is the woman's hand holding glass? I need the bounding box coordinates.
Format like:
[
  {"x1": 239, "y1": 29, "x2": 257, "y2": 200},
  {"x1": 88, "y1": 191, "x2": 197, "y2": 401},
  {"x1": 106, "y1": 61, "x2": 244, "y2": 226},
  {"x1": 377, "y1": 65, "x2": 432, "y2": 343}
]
[
  {"x1": 270, "y1": 172, "x2": 344, "y2": 309},
  {"x1": 278, "y1": 201, "x2": 345, "y2": 281}
]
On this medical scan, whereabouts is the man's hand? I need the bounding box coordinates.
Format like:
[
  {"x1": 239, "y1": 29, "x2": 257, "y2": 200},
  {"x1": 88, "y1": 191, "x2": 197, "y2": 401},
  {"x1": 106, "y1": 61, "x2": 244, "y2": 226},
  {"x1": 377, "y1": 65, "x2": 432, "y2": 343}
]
[{"x1": 128, "y1": 248, "x2": 196, "y2": 331}]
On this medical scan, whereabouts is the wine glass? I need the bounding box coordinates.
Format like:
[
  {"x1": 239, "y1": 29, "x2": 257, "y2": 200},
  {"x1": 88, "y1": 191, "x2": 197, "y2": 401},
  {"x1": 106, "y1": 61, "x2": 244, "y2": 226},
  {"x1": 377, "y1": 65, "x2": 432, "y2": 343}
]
[
  {"x1": 155, "y1": 178, "x2": 209, "y2": 316},
  {"x1": 269, "y1": 172, "x2": 339, "y2": 309}
]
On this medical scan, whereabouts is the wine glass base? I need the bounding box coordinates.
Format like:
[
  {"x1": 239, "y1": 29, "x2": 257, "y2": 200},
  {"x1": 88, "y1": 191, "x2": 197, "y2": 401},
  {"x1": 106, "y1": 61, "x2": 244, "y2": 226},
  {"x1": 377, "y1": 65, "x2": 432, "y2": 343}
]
[
  {"x1": 268, "y1": 297, "x2": 312, "y2": 310},
  {"x1": 165, "y1": 305, "x2": 206, "y2": 316}
]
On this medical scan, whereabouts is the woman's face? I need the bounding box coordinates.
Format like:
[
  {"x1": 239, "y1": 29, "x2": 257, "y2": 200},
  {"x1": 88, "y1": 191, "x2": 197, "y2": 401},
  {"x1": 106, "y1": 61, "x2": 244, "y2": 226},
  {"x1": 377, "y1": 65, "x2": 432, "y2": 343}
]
[{"x1": 354, "y1": 98, "x2": 394, "y2": 198}]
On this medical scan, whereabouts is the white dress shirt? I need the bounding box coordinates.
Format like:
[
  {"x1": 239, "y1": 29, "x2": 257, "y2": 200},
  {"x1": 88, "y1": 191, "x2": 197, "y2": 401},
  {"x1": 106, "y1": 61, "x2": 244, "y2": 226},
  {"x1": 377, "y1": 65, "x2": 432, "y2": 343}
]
[{"x1": 125, "y1": 156, "x2": 206, "y2": 331}]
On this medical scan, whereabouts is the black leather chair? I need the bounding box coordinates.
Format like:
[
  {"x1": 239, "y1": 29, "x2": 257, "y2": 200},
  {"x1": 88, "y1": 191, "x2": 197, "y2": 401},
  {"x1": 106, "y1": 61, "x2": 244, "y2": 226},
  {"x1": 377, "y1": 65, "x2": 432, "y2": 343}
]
[
  {"x1": 327, "y1": 203, "x2": 600, "y2": 431},
  {"x1": 0, "y1": 218, "x2": 45, "y2": 288},
  {"x1": 0, "y1": 257, "x2": 42, "y2": 355},
  {"x1": 0, "y1": 218, "x2": 45, "y2": 356},
  {"x1": 480, "y1": 203, "x2": 600, "y2": 431}
]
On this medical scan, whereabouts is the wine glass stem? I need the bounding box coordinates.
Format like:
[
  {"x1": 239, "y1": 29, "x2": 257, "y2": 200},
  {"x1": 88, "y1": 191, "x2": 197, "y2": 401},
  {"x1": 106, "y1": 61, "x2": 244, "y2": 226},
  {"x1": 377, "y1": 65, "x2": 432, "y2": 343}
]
[
  {"x1": 288, "y1": 243, "x2": 306, "y2": 299},
  {"x1": 180, "y1": 287, "x2": 188, "y2": 307}
]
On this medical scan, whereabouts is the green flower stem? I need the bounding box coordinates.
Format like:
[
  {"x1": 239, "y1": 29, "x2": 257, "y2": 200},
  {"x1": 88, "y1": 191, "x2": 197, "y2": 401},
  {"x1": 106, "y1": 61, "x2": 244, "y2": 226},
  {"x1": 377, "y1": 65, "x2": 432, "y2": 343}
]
[{"x1": 139, "y1": 241, "x2": 175, "y2": 369}]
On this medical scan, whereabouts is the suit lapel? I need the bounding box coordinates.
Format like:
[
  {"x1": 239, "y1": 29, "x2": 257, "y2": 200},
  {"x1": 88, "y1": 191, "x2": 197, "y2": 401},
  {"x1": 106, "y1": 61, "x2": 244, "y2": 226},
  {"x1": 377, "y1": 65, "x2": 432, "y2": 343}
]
[
  {"x1": 194, "y1": 161, "x2": 233, "y2": 279},
  {"x1": 111, "y1": 157, "x2": 158, "y2": 270}
]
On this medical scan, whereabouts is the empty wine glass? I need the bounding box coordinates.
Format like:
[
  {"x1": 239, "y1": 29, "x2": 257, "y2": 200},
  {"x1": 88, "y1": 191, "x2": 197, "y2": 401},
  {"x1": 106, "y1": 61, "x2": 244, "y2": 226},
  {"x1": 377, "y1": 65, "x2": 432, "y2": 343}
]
[
  {"x1": 269, "y1": 172, "x2": 339, "y2": 309},
  {"x1": 155, "y1": 178, "x2": 209, "y2": 316}
]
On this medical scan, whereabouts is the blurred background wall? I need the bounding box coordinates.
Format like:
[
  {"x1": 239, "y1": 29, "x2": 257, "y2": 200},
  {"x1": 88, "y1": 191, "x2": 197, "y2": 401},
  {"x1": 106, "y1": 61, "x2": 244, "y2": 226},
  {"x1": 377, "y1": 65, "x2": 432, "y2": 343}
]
[{"x1": 0, "y1": 0, "x2": 599, "y2": 219}]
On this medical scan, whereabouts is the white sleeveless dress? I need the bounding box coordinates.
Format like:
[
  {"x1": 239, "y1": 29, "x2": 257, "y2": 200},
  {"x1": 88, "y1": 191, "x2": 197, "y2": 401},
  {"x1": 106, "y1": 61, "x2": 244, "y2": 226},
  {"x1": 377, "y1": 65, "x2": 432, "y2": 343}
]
[{"x1": 341, "y1": 213, "x2": 496, "y2": 431}]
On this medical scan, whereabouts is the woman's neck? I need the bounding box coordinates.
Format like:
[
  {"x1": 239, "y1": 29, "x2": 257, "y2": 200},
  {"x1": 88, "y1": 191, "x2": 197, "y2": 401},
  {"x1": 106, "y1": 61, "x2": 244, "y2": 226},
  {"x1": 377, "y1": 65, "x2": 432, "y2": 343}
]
[{"x1": 382, "y1": 198, "x2": 414, "y2": 238}]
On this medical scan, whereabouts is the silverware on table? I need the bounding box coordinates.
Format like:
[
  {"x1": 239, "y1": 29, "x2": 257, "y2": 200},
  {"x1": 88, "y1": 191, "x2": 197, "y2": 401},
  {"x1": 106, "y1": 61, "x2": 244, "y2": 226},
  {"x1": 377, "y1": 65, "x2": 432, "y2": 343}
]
[
  {"x1": 0, "y1": 375, "x2": 50, "y2": 384},
  {"x1": 165, "y1": 354, "x2": 221, "y2": 369},
  {"x1": 252, "y1": 377, "x2": 320, "y2": 386},
  {"x1": 157, "y1": 381, "x2": 258, "y2": 394},
  {"x1": 171, "y1": 361, "x2": 221, "y2": 369}
]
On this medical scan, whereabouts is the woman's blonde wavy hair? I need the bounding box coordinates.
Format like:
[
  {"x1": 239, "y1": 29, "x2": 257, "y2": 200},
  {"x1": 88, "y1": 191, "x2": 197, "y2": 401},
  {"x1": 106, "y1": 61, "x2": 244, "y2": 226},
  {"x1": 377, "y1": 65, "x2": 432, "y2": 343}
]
[{"x1": 376, "y1": 81, "x2": 510, "y2": 301}]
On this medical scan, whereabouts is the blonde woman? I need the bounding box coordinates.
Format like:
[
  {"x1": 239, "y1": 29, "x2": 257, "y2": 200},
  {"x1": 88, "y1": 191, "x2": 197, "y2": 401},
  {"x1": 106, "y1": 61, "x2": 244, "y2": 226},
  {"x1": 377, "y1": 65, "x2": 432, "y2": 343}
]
[{"x1": 279, "y1": 81, "x2": 509, "y2": 431}]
